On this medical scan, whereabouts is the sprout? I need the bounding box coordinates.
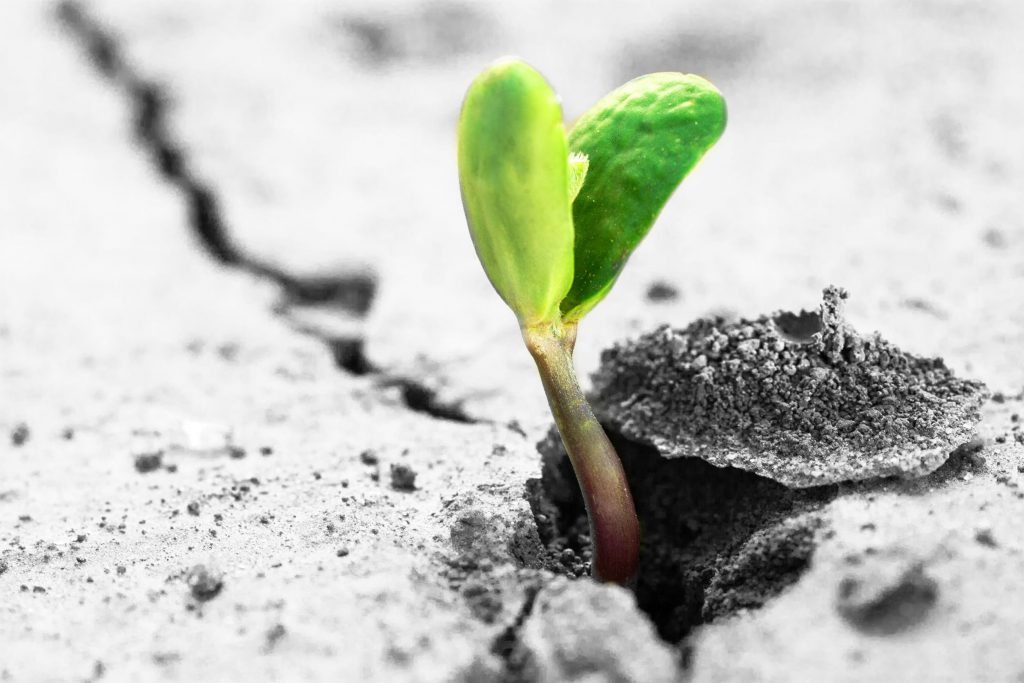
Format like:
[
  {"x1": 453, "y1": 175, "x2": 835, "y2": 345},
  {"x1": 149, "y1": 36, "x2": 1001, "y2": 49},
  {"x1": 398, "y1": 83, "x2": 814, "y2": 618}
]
[{"x1": 458, "y1": 58, "x2": 726, "y2": 584}]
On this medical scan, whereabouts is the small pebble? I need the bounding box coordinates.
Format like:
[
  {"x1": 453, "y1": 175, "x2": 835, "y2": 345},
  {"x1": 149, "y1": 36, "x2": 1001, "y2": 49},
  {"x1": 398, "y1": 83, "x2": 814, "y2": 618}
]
[
  {"x1": 133, "y1": 450, "x2": 163, "y2": 474},
  {"x1": 646, "y1": 280, "x2": 680, "y2": 302},
  {"x1": 389, "y1": 464, "x2": 417, "y2": 491},
  {"x1": 10, "y1": 422, "x2": 30, "y2": 447},
  {"x1": 975, "y1": 528, "x2": 998, "y2": 548},
  {"x1": 186, "y1": 564, "x2": 224, "y2": 601},
  {"x1": 264, "y1": 623, "x2": 286, "y2": 651}
]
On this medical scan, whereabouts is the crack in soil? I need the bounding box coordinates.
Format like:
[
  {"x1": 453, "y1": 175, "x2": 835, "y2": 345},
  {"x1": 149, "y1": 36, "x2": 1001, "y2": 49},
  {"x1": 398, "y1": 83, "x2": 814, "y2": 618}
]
[
  {"x1": 489, "y1": 582, "x2": 541, "y2": 683},
  {"x1": 379, "y1": 377, "x2": 476, "y2": 424},
  {"x1": 56, "y1": 1, "x2": 377, "y2": 313},
  {"x1": 530, "y1": 426, "x2": 837, "y2": 646},
  {"x1": 56, "y1": 1, "x2": 480, "y2": 425}
]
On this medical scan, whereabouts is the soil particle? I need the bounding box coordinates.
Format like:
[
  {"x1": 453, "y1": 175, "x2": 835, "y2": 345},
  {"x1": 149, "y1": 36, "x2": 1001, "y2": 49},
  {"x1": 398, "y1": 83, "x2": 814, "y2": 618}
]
[
  {"x1": 263, "y1": 623, "x2": 286, "y2": 653},
  {"x1": 186, "y1": 501, "x2": 201, "y2": 516},
  {"x1": 152, "y1": 652, "x2": 181, "y2": 666},
  {"x1": 590, "y1": 286, "x2": 987, "y2": 487},
  {"x1": 974, "y1": 528, "x2": 998, "y2": 547},
  {"x1": 836, "y1": 557, "x2": 938, "y2": 635},
  {"x1": 10, "y1": 422, "x2": 30, "y2": 447},
  {"x1": 359, "y1": 449, "x2": 379, "y2": 465},
  {"x1": 133, "y1": 450, "x2": 164, "y2": 473},
  {"x1": 185, "y1": 564, "x2": 224, "y2": 602},
  {"x1": 389, "y1": 463, "x2": 417, "y2": 491},
  {"x1": 646, "y1": 280, "x2": 680, "y2": 302},
  {"x1": 0, "y1": 560, "x2": 8, "y2": 575}
]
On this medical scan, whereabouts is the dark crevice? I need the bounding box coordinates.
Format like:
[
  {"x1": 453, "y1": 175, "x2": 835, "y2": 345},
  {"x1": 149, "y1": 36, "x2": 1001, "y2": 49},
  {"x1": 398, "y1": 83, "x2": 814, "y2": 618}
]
[
  {"x1": 379, "y1": 377, "x2": 477, "y2": 424},
  {"x1": 530, "y1": 426, "x2": 837, "y2": 647},
  {"x1": 57, "y1": 1, "x2": 482, "y2": 425},
  {"x1": 490, "y1": 583, "x2": 540, "y2": 683},
  {"x1": 56, "y1": 0, "x2": 376, "y2": 310},
  {"x1": 327, "y1": 336, "x2": 377, "y2": 376}
]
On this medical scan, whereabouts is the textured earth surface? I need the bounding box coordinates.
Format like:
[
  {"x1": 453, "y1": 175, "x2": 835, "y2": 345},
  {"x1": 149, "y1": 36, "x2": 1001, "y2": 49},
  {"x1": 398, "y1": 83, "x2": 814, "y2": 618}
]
[
  {"x1": 2, "y1": 0, "x2": 1023, "y2": 681},
  {"x1": 591, "y1": 286, "x2": 988, "y2": 487}
]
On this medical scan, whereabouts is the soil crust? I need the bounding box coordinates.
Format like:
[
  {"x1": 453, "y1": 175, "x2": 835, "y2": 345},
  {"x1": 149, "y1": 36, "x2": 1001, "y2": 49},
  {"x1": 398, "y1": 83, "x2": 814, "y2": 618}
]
[{"x1": 590, "y1": 286, "x2": 987, "y2": 487}]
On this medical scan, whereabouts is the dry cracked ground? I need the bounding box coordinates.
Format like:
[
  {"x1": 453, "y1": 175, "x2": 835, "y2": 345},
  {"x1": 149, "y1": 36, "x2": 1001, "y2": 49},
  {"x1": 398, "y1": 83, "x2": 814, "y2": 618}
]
[{"x1": 2, "y1": 0, "x2": 1024, "y2": 681}]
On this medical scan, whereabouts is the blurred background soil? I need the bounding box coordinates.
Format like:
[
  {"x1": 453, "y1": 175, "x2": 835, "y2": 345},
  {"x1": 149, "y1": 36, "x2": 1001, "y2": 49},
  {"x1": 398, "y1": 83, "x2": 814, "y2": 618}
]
[{"x1": 1, "y1": 1, "x2": 1022, "y2": 681}]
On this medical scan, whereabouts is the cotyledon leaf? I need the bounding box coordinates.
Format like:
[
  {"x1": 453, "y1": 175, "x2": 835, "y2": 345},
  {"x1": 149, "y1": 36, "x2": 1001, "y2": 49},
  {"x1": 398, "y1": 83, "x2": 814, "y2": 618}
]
[
  {"x1": 560, "y1": 73, "x2": 727, "y2": 321},
  {"x1": 458, "y1": 58, "x2": 575, "y2": 327}
]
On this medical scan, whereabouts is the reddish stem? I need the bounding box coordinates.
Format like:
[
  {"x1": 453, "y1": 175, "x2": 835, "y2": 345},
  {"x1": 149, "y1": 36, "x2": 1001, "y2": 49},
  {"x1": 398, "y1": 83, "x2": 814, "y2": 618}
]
[{"x1": 523, "y1": 323, "x2": 640, "y2": 584}]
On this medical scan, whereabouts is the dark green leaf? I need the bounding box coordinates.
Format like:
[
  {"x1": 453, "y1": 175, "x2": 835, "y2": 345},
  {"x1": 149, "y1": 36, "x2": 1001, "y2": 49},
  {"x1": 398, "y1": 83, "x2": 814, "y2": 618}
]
[{"x1": 560, "y1": 73, "x2": 726, "y2": 320}]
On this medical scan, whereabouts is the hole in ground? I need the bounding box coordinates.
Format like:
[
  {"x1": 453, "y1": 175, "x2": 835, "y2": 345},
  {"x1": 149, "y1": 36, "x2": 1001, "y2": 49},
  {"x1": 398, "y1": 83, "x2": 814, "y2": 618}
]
[{"x1": 529, "y1": 427, "x2": 837, "y2": 644}]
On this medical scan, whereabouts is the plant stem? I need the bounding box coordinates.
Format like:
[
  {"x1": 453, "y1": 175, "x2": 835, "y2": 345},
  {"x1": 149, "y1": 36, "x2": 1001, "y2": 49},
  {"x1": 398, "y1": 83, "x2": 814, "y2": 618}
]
[{"x1": 523, "y1": 322, "x2": 640, "y2": 584}]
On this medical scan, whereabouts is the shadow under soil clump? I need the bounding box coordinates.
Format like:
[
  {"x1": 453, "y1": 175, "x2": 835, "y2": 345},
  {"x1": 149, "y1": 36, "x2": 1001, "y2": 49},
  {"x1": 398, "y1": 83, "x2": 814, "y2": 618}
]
[{"x1": 530, "y1": 429, "x2": 837, "y2": 643}]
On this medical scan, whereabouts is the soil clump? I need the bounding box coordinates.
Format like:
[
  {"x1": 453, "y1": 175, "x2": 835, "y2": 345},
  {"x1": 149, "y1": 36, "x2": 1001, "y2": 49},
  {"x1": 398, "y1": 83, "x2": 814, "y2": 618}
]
[{"x1": 590, "y1": 286, "x2": 987, "y2": 486}]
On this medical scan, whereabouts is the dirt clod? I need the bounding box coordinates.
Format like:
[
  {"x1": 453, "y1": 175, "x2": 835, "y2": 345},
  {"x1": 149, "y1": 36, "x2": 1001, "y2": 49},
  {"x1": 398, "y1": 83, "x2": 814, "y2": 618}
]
[
  {"x1": 390, "y1": 463, "x2": 417, "y2": 491},
  {"x1": 263, "y1": 623, "x2": 286, "y2": 652},
  {"x1": 10, "y1": 422, "x2": 30, "y2": 447},
  {"x1": 186, "y1": 564, "x2": 224, "y2": 602},
  {"x1": 975, "y1": 528, "x2": 998, "y2": 547},
  {"x1": 133, "y1": 450, "x2": 164, "y2": 473},
  {"x1": 520, "y1": 577, "x2": 681, "y2": 682},
  {"x1": 646, "y1": 280, "x2": 680, "y2": 302},
  {"x1": 591, "y1": 287, "x2": 987, "y2": 487}
]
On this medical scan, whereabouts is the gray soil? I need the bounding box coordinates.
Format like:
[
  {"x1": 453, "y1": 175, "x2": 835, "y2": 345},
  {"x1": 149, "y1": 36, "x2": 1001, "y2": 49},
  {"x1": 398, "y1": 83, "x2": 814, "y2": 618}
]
[
  {"x1": 2, "y1": 0, "x2": 1024, "y2": 682},
  {"x1": 591, "y1": 286, "x2": 987, "y2": 486}
]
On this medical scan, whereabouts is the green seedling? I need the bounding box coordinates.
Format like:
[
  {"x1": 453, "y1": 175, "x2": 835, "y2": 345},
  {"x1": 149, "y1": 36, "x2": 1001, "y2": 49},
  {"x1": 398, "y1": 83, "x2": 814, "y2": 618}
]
[{"x1": 458, "y1": 58, "x2": 726, "y2": 584}]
